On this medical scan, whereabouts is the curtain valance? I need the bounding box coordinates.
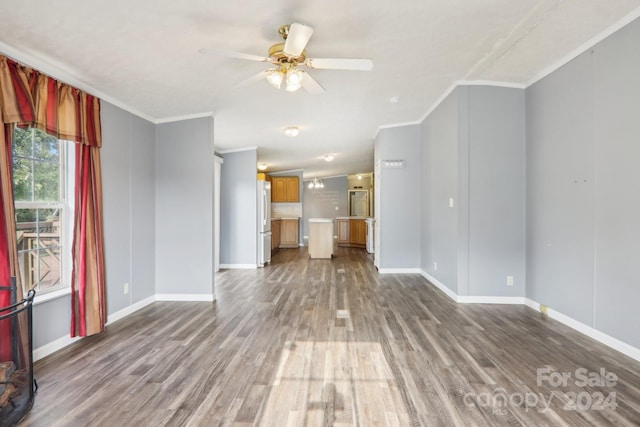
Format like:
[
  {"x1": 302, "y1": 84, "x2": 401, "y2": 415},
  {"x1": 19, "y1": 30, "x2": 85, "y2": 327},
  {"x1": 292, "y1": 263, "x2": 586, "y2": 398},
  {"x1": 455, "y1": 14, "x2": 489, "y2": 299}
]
[{"x1": 0, "y1": 56, "x2": 101, "y2": 147}]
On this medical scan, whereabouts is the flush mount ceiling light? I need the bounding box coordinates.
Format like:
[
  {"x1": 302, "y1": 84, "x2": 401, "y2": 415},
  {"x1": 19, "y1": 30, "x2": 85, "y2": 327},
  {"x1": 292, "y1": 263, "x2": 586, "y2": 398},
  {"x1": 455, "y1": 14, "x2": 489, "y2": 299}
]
[
  {"x1": 308, "y1": 177, "x2": 324, "y2": 189},
  {"x1": 257, "y1": 163, "x2": 268, "y2": 171},
  {"x1": 284, "y1": 126, "x2": 299, "y2": 137},
  {"x1": 323, "y1": 154, "x2": 334, "y2": 162}
]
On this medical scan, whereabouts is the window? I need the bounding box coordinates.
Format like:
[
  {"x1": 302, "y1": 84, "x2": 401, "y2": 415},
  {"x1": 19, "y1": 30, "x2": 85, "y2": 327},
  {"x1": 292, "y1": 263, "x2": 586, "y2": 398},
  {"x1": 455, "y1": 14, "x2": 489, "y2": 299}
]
[{"x1": 12, "y1": 127, "x2": 71, "y2": 295}]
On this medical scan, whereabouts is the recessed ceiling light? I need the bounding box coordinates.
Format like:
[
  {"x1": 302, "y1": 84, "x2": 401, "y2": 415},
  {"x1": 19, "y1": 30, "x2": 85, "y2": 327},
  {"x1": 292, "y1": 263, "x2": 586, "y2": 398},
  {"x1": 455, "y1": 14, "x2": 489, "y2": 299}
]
[
  {"x1": 257, "y1": 163, "x2": 268, "y2": 171},
  {"x1": 284, "y1": 126, "x2": 299, "y2": 137},
  {"x1": 324, "y1": 154, "x2": 334, "y2": 162},
  {"x1": 389, "y1": 96, "x2": 400, "y2": 104}
]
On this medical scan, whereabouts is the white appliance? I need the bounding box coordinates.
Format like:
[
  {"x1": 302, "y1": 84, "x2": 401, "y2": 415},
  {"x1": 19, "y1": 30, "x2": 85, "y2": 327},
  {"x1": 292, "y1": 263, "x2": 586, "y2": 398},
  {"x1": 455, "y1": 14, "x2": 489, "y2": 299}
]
[
  {"x1": 257, "y1": 180, "x2": 272, "y2": 267},
  {"x1": 365, "y1": 218, "x2": 375, "y2": 254}
]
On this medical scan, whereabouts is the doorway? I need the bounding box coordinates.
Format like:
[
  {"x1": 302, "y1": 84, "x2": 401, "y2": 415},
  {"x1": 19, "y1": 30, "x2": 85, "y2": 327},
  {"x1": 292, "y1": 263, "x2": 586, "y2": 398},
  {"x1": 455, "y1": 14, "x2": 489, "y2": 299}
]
[{"x1": 348, "y1": 190, "x2": 369, "y2": 217}]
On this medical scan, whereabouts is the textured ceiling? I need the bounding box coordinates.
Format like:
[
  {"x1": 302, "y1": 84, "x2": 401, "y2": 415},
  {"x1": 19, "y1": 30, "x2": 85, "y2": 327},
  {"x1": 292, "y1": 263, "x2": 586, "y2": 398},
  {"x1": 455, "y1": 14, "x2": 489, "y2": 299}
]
[{"x1": 1, "y1": 0, "x2": 639, "y2": 178}]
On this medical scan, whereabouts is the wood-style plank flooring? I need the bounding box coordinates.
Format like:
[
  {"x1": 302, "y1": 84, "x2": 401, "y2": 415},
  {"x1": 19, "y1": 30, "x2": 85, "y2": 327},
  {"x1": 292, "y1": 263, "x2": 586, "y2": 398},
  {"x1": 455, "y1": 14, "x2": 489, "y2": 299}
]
[{"x1": 18, "y1": 247, "x2": 640, "y2": 426}]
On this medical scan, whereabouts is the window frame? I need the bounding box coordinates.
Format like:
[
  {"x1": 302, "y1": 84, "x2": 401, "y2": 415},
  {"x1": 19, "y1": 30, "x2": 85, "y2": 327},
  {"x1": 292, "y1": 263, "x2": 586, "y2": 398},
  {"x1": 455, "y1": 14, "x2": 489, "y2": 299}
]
[{"x1": 12, "y1": 127, "x2": 74, "y2": 297}]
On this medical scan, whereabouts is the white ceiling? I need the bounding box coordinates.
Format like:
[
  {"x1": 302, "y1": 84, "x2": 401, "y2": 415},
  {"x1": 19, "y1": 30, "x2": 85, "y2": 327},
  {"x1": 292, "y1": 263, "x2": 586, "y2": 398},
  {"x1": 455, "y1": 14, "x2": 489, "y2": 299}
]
[{"x1": 1, "y1": 1, "x2": 639, "y2": 178}]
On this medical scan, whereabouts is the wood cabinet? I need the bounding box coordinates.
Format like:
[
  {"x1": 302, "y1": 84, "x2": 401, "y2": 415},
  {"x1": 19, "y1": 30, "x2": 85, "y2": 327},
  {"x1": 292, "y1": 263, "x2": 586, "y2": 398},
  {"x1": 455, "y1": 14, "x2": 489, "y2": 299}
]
[
  {"x1": 337, "y1": 218, "x2": 367, "y2": 248},
  {"x1": 271, "y1": 219, "x2": 281, "y2": 251},
  {"x1": 349, "y1": 219, "x2": 367, "y2": 246},
  {"x1": 280, "y1": 219, "x2": 299, "y2": 248},
  {"x1": 271, "y1": 176, "x2": 299, "y2": 202},
  {"x1": 337, "y1": 219, "x2": 350, "y2": 245}
]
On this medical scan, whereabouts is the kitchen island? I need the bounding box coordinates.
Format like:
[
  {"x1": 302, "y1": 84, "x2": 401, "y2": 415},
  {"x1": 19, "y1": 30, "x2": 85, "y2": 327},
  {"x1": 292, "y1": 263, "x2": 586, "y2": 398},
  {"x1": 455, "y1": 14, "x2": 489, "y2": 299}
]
[{"x1": 308, "y1": 218, "x2": 333, "y2": 259}]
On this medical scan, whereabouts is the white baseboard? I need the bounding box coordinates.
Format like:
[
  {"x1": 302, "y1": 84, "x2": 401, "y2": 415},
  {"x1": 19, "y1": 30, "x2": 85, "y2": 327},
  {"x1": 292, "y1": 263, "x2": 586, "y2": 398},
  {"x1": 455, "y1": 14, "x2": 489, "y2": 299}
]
[
  {"x1": 106, "y1": 295, "x2": 156, "y2": 325},
  {"x1": 524, "y1": 298, "x2": 640, "y2": 362},
  {"x1": 155, "y1": 293, "x2": 215, "y2": 302},
  {"x1": 219, "y1": 264, "x2": 257, "y2": 269},
  {"x1": 34, "y1": 293, "x2": 214, "y2": 361},
  {"x1": 378, "y1": 268, "x2": 422, "y2": 274},
  {"x1": 34, "y1": 334, "x2": 82, "y2": 362},
  {"x1": 420, "y1": 270, "x2": 458, "y2": 302},
  {"x1": 457, "y1": 296, "x2": 526, "y2": 304},
  {"x1": 419, "y1": 269, "x2": 640, "y2": 362}
]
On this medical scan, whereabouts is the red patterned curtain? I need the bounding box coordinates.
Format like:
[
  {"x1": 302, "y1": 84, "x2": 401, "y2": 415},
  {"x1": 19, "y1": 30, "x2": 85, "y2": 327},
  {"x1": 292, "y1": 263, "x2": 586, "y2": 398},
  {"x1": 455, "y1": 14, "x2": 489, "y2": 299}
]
[
  {"x1": 0, "y1": 59, "x2": 30, "y2": 360},
  {"x1": 0, "y1": 55, "x2": 105, "y2": 343}
]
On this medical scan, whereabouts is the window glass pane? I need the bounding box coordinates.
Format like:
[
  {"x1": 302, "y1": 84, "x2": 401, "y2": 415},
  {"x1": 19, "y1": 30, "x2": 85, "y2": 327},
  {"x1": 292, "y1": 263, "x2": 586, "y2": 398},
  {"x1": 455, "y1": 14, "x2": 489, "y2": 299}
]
[
  {"x1": 12, "y1": 157, "x2": 34, "y2": 202},
  {"x1": 34, "y1": 131, "x2": 59, "y2": 159},
  {"x1": 37, "y1": 247, "x2": 62, "y2": 291},
  {"x1": 16, "y1": 208, "x2": 62, "y2": 293},
  {"x1": 12, "y1": 127, "x2": 34, "y2": 158},
  {"x1": 33, "y1": 159, "x2": 59, "y2": 202}
]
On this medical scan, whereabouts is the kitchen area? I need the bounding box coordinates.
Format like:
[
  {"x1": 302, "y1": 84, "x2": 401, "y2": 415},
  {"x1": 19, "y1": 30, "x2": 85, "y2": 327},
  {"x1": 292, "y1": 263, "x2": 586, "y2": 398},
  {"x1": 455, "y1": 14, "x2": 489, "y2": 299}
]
[
  {"x1": 258, "y1": 171, "x2": 374, "y2": 265},
  {"x1": 217, "y1": 144, "x2": 376, "y2": 271}
]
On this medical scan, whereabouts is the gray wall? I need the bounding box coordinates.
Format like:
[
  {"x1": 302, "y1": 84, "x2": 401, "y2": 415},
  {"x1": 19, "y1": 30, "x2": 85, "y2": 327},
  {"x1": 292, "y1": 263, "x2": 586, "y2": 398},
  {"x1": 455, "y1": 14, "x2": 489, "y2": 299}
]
[
  {"x1": 219, "y1": 149, "x2": 258, "y2": 266},
  {"x1": 418, "y1": 86, "x2": 526, "y2": 297},
  {"x1": 420, "y1": 91, "x2": 460, "y2": 292},
  {"x1": 302, "y1": 175, "x2": 348, "y2": 240},
  {"x1": 376, "y1": 125, "x2": 421, "y2": 269},
  {"x1": 155, "y1": 117, "x2": 214, "y2": 296},
  {"x1": 526, "y1": 52, "x2": 595, "y2": 323},
  {"x1": 101, "y1": 102, "x2": 132, "y2": 312},
  {"x1": 33, "y1": 101, "x2": 157, "y2": 348},
  {"x1": 466, "y1": 86, "x2": 526, "y2": 297},
  {"x1": 526, "y1": 17, "x2": 640, "y2": 348},
  {"x1": 130, "y1": 114, "x2": 157, "y2": 303}
]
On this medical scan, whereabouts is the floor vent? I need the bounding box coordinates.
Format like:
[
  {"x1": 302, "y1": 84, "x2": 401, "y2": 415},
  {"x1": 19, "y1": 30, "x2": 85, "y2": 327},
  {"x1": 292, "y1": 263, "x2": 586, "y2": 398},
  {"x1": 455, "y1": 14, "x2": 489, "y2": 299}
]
[{"x1": 337, "y1": 310, "x2": 350, "y2": 319}]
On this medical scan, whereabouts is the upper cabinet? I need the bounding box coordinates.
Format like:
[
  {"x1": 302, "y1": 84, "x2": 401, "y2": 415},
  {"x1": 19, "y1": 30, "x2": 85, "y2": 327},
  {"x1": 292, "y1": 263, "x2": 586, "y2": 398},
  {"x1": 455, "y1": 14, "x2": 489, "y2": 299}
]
[{"x1": 271, "y1": 176, "x2": 299, "y2": 202}]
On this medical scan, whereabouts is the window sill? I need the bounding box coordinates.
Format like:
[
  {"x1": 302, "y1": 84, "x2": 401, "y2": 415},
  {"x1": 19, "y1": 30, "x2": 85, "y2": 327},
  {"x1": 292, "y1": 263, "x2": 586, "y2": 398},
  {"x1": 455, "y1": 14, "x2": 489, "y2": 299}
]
[{"x1": 33, "y1": 287, "x2": 71, "y2": 306}]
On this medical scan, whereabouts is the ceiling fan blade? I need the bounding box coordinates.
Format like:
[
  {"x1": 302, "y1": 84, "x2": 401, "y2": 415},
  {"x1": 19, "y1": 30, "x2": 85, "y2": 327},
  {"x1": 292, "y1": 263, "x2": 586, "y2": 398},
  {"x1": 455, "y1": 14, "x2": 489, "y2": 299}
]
[
  {"x1": 199, "y1": 48, "x2": 269, "y2": 63},
  {"x1": 301, "y1": 71, "x2": 325, "y2": 95},
  {"x1": 283, "y1": 23, "x2": 314, "y2": 57},
  {"x1": 233, "y1": 69, "x2": 272, "y2": 88},
  {"x1": 305, "y1": 58, "x2": 374, "y2": 71}
]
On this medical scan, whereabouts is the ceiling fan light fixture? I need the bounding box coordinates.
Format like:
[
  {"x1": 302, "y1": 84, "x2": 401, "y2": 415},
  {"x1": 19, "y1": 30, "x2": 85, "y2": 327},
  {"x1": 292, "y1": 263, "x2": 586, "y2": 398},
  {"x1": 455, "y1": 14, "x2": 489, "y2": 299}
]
[
  {"x1": 284, "y1": 126, "x2": 299, "y2": 137},
  {"x1": 266, "y1": 69, "x2": 284, "y2": 89},
  {"x1": 285, "y1": 69, "x2": 304, "y2": 92}
]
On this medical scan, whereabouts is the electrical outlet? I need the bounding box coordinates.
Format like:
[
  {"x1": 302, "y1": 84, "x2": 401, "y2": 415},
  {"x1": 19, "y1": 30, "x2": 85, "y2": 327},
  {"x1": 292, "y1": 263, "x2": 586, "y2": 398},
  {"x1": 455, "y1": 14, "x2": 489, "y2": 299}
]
[
  {"x1": 507, "y1": 276, "x2": 514, "y2": 286},
  {"x1": 124, "y1": 282, "x2": 129, "y2": 295},
  {"x1": 434, "y1": 261, "x2": 438, "y2": 271},
  {"x1": 449, "y1": 198, "x2": 454, "y2": 208}
]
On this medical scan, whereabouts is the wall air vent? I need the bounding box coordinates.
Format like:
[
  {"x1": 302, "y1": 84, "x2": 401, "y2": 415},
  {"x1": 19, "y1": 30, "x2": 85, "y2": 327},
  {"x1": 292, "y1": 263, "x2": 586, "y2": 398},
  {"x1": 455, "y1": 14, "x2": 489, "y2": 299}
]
[{"x1": 382, "y1": 160, "x2": 406, "y2": 168}]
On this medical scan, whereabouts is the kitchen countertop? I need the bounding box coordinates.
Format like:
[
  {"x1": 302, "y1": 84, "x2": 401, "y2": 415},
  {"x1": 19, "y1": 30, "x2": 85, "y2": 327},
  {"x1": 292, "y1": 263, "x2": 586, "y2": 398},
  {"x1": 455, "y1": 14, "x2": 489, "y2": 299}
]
[
  {"x1": 309, "y1": 218, "x2": 333, "y2": 223},
  {"x1": 335, "y1": 216, "x2": 374, "y2": 220},
  {"x1": 271, "y1": 217, "x2": 299, "y2": 220}
]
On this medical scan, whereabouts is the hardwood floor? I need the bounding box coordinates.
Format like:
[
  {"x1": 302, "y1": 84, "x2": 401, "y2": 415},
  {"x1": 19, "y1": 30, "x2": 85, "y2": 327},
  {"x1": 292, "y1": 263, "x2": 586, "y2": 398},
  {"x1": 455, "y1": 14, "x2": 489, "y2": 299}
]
[{"x1": 18, "y1": 247, "x2": 640, "y2": 426}]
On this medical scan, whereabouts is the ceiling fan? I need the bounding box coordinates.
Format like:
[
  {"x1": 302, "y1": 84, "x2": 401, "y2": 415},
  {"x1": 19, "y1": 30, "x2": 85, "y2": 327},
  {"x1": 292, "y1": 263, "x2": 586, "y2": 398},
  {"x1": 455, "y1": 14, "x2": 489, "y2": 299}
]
[{"x1": 199, "y1": 23, "x2": 373, "y2": 94}]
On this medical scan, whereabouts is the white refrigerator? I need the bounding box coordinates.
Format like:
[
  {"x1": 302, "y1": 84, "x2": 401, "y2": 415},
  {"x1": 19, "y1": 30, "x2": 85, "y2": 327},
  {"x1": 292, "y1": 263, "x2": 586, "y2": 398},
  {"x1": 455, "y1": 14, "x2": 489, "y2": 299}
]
[{"x1": 257, "y1": 180, "x2": 272, "y2": 267}]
